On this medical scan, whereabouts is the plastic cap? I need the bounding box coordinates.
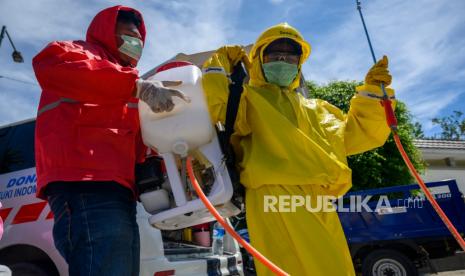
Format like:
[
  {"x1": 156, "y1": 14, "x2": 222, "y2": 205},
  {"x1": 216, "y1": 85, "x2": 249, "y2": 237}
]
[{"x1": 172, "y1": 140, "x2": 189, "y2": 156}]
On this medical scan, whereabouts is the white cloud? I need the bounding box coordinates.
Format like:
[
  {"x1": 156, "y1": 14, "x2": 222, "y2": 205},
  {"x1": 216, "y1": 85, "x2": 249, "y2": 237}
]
[
  {"x1": 302, "y1": 0, "x2": 465, "y2": 134},
  {"x1": 133, "y1": 1, "x2": 242, "y2": 73},
  {"x1": 407, "y1": 90, "x2": 461, "y2": 120},
  {"x1": 1, "y1": 0, "x2": 464, "y2": 138}
]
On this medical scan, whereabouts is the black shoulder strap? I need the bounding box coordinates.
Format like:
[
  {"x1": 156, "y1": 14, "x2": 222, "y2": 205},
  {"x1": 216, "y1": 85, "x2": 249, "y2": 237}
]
[
  {"x1": 224, "y1": 62, "x2": 247, "y2": 146},
  {"x1": 223, "y1": 62, "x2": 247, "y2": 207}
]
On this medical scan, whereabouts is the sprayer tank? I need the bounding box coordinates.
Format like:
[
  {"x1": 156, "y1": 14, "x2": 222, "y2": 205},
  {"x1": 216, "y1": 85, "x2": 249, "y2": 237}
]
[{"x1": 139, "y1": 62, "x2": 214, "y2": 155}]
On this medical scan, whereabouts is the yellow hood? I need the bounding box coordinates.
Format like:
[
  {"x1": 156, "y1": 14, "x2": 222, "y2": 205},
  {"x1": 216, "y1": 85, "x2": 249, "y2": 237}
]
[{"x1": 248, "y1": 22, "x2": 311, "y2": 90}]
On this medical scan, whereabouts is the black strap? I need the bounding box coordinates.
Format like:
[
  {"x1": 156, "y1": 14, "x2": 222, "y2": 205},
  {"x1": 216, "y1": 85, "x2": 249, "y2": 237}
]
[
  {"x1": 217, "y1": 62, "x2": 247, "y2": 207},
  {"x1": 225, "y1": 62, "x2": 247, "y2": 142}
]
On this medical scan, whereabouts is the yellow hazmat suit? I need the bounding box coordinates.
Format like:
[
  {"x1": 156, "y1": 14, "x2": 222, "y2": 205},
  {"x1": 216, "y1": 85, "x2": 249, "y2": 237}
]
[{"x1": 202, "y1": 23, "x2": 395, "y2": 275}]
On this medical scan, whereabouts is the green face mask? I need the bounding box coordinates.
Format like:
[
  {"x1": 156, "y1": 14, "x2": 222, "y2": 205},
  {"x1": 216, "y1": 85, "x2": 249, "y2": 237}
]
[
  {"x1": 118, "y1": 35, "x2": 143, "y2": 61},
  {"x1": 262, "y1": 61, "x2": 298, "y2": 87}
]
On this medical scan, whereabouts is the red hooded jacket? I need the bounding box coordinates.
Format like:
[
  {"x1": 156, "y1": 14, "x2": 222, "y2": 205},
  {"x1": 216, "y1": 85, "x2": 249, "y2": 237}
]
[{"x1": 32, "y1": 6, "x2": 147, "y2": 199}]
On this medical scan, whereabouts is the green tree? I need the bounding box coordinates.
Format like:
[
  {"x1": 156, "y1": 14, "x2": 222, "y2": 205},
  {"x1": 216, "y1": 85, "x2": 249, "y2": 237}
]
[
  {"x1": 432, "y1": 111, "x2": 465, "y2": 140},
  {"x1": 307, "y1": 80, "x2": 425, "y2": 191},
  {"x1": 412, "y1": 121, "x2": 425, "y2": 139}
]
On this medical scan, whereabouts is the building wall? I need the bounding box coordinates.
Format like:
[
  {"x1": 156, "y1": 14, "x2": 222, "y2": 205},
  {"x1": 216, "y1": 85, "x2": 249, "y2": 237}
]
[{"x1": 422, "y1": 167, "x2": 465, "y2": 195}]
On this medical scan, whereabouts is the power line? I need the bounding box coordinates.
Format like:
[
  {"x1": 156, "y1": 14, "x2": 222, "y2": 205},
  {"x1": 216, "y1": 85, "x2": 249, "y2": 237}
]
[{"x1": 0, "y1": 74, "x2": 38, "y2": 86}]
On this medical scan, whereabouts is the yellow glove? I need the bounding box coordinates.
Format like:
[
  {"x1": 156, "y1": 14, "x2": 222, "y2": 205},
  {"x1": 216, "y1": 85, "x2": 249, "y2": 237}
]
[
  {"x1": 218, "y1": 45, "x2": 251, "y2": 72},
  {"x1": 365, "y1": 55, "x2": 392, "y2": 86}
]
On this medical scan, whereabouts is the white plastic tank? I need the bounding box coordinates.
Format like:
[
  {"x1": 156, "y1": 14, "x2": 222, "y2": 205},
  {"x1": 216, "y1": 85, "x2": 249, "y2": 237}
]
[
  {"x1": 139, "y1": 61, "x2": 214, "y2": 155},
  {"x1": 139, "y1": 60, "x2": 240, "y2": 229}
]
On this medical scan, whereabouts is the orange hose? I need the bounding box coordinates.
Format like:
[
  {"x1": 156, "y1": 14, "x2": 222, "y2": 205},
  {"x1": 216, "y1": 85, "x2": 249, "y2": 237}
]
[
  {"x1": 380, "y1": 97, "x2": 465, "y2": 250},
  {"x1": 393, "y1": 133, "x2": 465, "y2": 251},
  {"x1": 186, "y1": 157, "x2": 289, "y2": 276},
  {"x1": 355, "y1": 0, "x2": 465, "y2": 254},
  {"x1": 187, "y1": 96, "x2": 465, "y2": 276}
]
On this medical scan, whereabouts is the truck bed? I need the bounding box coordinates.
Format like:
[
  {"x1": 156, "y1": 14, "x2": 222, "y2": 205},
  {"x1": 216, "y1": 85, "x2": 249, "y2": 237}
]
[
  {"x1": 163, "y1": 241, "x2": 241, "y2": 275},
  {"x1": 164, "y1": 241, "x2": 211, "y2": 256},
  {"x1": 339, "y1": 180, "x2": 465, "y2": 245}
]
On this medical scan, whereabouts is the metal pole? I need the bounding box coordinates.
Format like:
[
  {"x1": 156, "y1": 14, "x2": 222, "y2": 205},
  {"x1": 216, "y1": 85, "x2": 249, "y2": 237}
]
[
  {"x1": 0, "y1": 25, "x2": 24, "y2": 63},
  {"x1": 355, "y1": 0, "x2": 397, "y2": 130},
  {"x1": 0, "y1": 26, "x2": 6, "y2": 48},
  {"x1": 4, "y1": 28, "x2": 20, "y2": 51},
  {"x1": 356, "y1": 1, "x2": 377, "y2": 64}
]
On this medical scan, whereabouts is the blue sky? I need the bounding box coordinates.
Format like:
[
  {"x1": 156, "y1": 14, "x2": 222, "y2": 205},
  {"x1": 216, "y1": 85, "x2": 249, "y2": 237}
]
[{"x1": 0, "y1": 0, "x2": 464, "y2": 136}]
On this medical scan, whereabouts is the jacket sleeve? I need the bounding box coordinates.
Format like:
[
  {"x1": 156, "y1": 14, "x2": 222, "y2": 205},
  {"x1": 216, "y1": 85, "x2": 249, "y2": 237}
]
[
  {"x1": 201, "y1": 46, "x2": 249, "y2": 125},
  {"x1": 344, "y1": 84, "x2": 396, "y2": 156},
  {"x1": 32, "y1": 41, "x2": 137, "y2": 104},
  {"x1": 202, "y1": 46, "x2": 251, "y2": 161}
]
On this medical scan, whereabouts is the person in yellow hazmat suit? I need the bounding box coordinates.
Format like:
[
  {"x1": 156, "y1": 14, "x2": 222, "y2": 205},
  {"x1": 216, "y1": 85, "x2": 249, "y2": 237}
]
[{"x1": 202, "y1": 22, "x2": 395, "y2": 275}]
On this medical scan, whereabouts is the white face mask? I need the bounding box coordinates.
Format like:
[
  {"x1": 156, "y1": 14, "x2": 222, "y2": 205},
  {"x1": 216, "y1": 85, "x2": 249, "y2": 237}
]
[{"x1": 118, "y1": 34, "x2": 143, "y2": 61}]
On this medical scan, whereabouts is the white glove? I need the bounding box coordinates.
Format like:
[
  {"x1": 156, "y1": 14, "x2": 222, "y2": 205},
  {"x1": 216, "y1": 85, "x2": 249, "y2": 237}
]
[{"x1": 136, "y1": 79, "x2": 190, "y2": 113}]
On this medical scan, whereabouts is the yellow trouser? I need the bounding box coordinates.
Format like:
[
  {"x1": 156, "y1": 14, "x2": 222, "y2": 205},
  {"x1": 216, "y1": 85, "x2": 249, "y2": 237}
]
[{"x1": 246, "y1": 184, "x2": 355, "y2": 276}]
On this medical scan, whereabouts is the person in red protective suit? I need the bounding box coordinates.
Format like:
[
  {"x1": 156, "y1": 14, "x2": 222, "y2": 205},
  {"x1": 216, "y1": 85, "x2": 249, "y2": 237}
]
[{"x1": 32, "y1": 6, "x2": 188, "y2": 276}]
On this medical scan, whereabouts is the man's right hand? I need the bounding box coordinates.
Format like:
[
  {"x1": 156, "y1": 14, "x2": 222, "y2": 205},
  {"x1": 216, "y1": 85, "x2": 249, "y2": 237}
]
[{"x1": 135, "y1": 79, "x2": 190, "y2": 113}]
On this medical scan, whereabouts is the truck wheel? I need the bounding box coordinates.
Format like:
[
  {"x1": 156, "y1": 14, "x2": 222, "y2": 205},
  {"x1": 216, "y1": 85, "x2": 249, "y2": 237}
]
[
  {"x1": 362, "y1": 249, "x2": 417, "y2": 276},
  {"x1": 9, "y1": 262, "x2": 49, "y2": 276}
]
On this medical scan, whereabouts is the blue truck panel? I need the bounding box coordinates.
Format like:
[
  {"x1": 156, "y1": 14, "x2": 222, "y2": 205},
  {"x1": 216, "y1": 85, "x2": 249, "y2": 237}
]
[{"x1": 338, "y1": 180, "x2": 465, "y2": 245}]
